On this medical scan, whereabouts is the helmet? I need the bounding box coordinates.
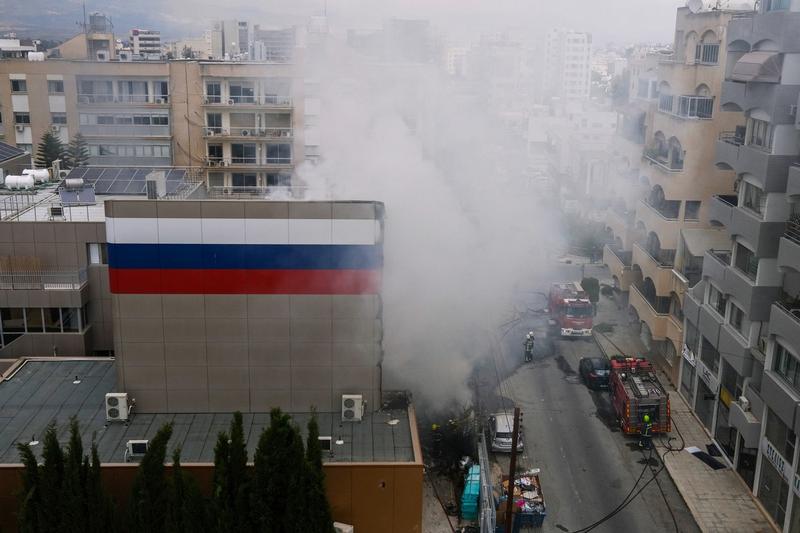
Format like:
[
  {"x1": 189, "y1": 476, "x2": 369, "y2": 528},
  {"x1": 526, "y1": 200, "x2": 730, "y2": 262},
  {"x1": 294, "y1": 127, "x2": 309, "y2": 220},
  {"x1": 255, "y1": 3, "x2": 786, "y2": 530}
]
[
  {"x1": 643, "y1": 414, "x2": 651, "y2": 423},
  {"x1": 529, "y1": 331, "x2": 534, "y2": 336}
]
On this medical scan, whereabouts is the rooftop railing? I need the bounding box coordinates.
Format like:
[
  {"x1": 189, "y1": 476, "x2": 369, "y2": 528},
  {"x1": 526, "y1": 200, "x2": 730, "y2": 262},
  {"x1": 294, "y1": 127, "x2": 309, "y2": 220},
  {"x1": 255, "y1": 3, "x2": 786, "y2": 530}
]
[
  {"x1": 206, "y1": 185, "x2": 308, "y2": 199},
  {"x1": 0, "y1": 268, "x2": 88, "y2": 290}
]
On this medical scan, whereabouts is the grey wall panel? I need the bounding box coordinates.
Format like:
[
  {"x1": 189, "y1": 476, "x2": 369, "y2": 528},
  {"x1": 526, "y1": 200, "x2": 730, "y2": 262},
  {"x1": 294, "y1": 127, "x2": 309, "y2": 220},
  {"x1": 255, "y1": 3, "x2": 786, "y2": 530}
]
[
  {"x1": 164, "y1": 343, "x2": 207, "y2": 366},
  {"x1": 163, "y1": 295, "x2": 206, "y2": 318},
  {"x1": 248, "y1": 340, "x2": 290, "y2": 365},
  {"x1": 207, "y1": 342, "x2": 248, "y2": 366},
  {"x1": 247, "y1": 295, "x2": 290, "y2": 318},
  {"x1": 167, "y1": 389, "x2": 210, "y2": 412}
]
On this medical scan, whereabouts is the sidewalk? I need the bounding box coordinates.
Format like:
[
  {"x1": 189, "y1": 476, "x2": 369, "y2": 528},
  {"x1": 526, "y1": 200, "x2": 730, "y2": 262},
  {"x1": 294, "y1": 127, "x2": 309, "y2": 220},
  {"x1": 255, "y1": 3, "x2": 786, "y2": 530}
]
[{"x1": 591, "y1": 287, "x2": 776, "y2": 533}]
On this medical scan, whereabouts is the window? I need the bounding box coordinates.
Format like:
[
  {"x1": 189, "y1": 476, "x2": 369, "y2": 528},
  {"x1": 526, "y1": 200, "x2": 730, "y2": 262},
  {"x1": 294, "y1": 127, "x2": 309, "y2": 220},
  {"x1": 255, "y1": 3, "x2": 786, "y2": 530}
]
[
  {"x1": 14, "y1": 112, "x2": 30, "y2": 124},
  {"x1": 97, "y1": 115, "x2": 114, "y2": 125},
  {"x1": 695, "y1": 43, "x2": 720, "y2": 65},
  {"x1": 707, "y1": 283, "x2": 727, "y2": 317},
  {"x1": 230, "y1": 83, "x2": 255, "y2": 103},
  {"x1": 44, "y1": 308, "x2": 61, "y2": 332},
  {"x1": 47, "y1": 80, "x2": 64, "y2": 94},
  {"x1": 25, "y1": 308, "x2": 43, "y2": 333},
  {"x1": 206, "y1": 82, "x2": 221, "y2": 103},
  {"x1": 684, "y1": 201, "x2": 701, "y2": 220},
  {"x1": 765, "y1": 0, "x2": 791, "y2": 10},
  {"x1": 232, "y1": 143, "x2": 256, "y2": 163},
  {"x1": 266, "y1": 143, "x2": 291, "y2": 164},
  {"x1": 17, "y1": 144, "x2": 32, "y2": 153},
  {"x1": 61, "y1": 308, "x2": 80, "y2": 332},
  {"x1": 734, "y1": 243, "x2": 758, "y2": 281},
  {"x1": 701, "y1": 336, "x2": 720, "y2": 375},
  {"x1": 231, "y1": 173, "x2": 257, "y2": 187},
  {"x1": 115, "y1": 116, "x2": 134, "y2": 125},
  {"x1": 728, "y1": 302, "x2": 751, "y2": 339},
  {"x1": 151, "y1": 115, "x2": 168, "y2": 126},
  {"x1": 155, "y1": 81, "x2": 169, "y2": 102},
  {"x1": 208, "y1": 144, "x2": 223, "y2": 161},
  {"x1": 747, "y1": 118, "x2": 773, "y2": 151},
  {"x1": 208, "y1": 172, "x2": 224, "y2": 187},
  {"x1": 51, "y1": 113, "x2": 67, "y2": 125},
  {"x1": 766, "y1": 407, "x2": 796, "y2": 464},
  {"x1": 1, "y1": 308, "x2": 25, "y2": 333},
  {"x1": 206, "y1": 113, "x2": 222, "y2": 130},
  {"x1": 11, "y1": 79, "x2": 27, "y2": 92},
  {"x1": 133, "y1": 115, "x2": 151, "y2": 125},
  {"x1": 741, "y1": 182, "x2": 765, "y2": 216},
  {"x1": 774, "y1": 342, "x2": 800, "y2": 395},
  {"x1": 658, "y1": 94, "x2": 673, "y2": 113},
  {"x1": 87, "y1": 243, "x2": 107, "y2": 264},
  {"x1": 267, "y1": 172, "x2": 291, "y2": 186}
]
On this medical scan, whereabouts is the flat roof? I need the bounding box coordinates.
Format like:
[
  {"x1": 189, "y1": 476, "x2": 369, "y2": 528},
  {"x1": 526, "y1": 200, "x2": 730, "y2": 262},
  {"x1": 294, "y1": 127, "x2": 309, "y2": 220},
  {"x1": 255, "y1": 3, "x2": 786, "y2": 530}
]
[{"x1": 0, "y1": 359, "x2": 415, "y2": 464}]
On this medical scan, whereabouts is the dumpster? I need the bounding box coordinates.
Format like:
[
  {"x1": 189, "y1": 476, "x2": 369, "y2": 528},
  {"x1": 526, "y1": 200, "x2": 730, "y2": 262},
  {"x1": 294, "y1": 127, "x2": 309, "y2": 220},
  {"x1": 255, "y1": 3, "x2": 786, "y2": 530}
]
[
  {"x1": 495, "y1": 469, "x2": 546, "y2": 531},
  {"x1": 461, "y1": 464, "x2": 480, "y2": 520}
]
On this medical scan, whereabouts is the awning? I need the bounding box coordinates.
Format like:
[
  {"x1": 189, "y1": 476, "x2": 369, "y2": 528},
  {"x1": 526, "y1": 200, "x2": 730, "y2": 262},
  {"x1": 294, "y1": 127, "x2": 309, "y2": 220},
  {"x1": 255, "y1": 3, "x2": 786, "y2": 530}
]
[
  {"x1": 731, "y1": 51, "x2": 782, "y2": 83},
  {"x1": 681, "y1": 228, "x2": 731, "y2": 257}
]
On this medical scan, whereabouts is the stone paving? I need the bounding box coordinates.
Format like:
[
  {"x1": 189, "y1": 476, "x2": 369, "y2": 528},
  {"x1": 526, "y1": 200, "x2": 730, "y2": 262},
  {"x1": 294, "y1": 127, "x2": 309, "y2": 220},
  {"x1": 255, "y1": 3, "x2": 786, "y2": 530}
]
[{"x1": 591, "y1": 284, "x2": 777, "y2": 533}]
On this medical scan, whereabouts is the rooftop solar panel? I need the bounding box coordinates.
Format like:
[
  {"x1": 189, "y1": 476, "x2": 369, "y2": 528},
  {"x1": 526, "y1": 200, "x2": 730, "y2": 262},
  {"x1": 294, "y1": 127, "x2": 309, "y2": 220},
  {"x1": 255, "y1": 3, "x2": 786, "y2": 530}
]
[
  {"x1": 0, "y1": 142, "x2": 27, "y2": 163},
  {"x1": 63, "y1": 166, "x2": 191, "y2": 196}
]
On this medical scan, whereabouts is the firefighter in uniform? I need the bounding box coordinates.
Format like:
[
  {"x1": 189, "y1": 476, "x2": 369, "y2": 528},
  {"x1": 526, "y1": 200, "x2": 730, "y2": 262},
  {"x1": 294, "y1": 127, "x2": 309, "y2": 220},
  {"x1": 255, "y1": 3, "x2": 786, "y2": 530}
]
[
  {"x1": 524, "y1": 331, "x2": 535, "y2": 362},
  {"x1": 639, "y1": 414, "x2": 653, "y2": 450}
]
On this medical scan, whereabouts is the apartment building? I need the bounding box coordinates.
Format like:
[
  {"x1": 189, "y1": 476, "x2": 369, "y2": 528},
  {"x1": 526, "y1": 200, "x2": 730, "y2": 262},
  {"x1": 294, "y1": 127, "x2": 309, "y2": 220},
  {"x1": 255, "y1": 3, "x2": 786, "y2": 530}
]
[
  {"x1": 0, "y1": 57, "x2": 304, "y2": 188},
  {"x1": 603, "y1": 7, "x2": 742, "y2": 386},
  {"x1": 679, "y1": 2, "x2": 800, "y2": 530},
  {"x1": 544, "y1": 28, "x2": 592, "y2": 100},
  {"x1": 130, "y1": 29, "x2": 162, "y2": 58}
]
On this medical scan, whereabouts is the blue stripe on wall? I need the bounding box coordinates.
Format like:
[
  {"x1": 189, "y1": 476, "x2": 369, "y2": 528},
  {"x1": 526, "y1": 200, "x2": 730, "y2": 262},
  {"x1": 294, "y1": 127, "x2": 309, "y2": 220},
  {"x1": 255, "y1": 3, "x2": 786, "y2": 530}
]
[{"x1": 107, "y1": 243, "x2": 383, "y2": 270}]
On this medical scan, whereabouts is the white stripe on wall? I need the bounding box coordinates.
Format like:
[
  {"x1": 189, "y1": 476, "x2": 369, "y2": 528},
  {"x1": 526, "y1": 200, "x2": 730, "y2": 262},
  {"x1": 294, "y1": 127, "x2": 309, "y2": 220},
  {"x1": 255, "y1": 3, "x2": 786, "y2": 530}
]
[{"x1": 106, "y1": 218, "x2": 378, "y2": 245}]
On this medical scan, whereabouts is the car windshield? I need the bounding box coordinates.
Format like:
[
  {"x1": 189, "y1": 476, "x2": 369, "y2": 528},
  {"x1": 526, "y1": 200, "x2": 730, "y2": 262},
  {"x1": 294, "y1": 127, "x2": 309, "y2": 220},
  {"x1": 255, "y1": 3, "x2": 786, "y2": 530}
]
[
  {"x1": 566, "y1": 306, "x2": 592, "y2": 317},
  {"x1": 495, "y1": 431, "x2": 512, "y2": 439}
]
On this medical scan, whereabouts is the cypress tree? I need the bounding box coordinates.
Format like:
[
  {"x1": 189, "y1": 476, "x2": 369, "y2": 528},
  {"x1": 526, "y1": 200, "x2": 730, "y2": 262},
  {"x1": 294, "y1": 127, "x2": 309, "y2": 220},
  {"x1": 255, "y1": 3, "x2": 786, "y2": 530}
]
[
  {"x1": 85, "y1": 437, "x2": 115, "y2": 533},
  {"x1": 65, "y1": 133, "x2": 90, "y2": 169},
  {"x1": 305, "y1": 414, "x2": 334, "y2": 533},
  {"x1": 39, "y1": 422, "x2": 65, "y2": 531},
  {"x1": 211, "y1": 429, "x2": 231, "y2": 531},
  {"x1": 167, "y1": 447, "x2": 208, "y2": 533},
  {"x1": 129, "y1": 423, "x2": 173, "y2": 533},
  {"x1": 16, "y1": 442, "x2": 40, "y2": 533},
  {"x1": 212, "y1": 412, "x2": 251, "y2": 532},
  {"x1": 62, "y1": 417, "x2": 88, "y2": 533},
  {"x1": 35, "y1": 131, "x2": 66, "y2": 169}
]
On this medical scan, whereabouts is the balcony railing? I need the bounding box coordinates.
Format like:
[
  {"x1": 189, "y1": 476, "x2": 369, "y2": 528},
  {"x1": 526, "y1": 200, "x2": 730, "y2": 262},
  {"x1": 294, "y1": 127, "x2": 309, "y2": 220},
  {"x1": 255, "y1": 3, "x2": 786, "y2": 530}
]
[
  {"x1": 0, "y1": 268, "x2": 88, "y2": 290},
  {"x1": 207, "y1": 186, "x2": 307, "y2": 199},
  {"x1": 204, "y1": 126, "x2": 293, "y2": 138},
  {"x1": 77, "y1": 94, "x2": 169, "y2": 104},
  {"x1": 643, "y1": 199, "x2": 681, "y2": 220},
  {"x1": 659, "y1": 95, "x2": 714, "y2": 119},
  {"x1": 786, "y1": 215, "x2": 800, "y2": 245},
  {"x1": 708, "y1": 249, "x2": 732, "y2": 266},
  {"x1": 776, "y1": 299, "x2": 800, "y2": 325},
  {"x1": 79, "y1": 124, "x2": 171, "y2": 137},
  {"x1": 631, "y1": 282, "x2": 671, "y2": 314},
  {"x1": 640, "y1": 244, "x2": 676, "y2": 268},
  {"x1": 719, "y1": 130, "x2": 745, "y2": 146},
  {"x1": 203, "y1": 95, "x2": 293, "y2": 106},
  {"x1": 644, "y1": 149, "x2": 683, "y2": 172},
  {"x1": 607, "y1": 245, "x2": 632, "y2": 267},
  {"x1": 205, "y1": 157, "x2": 293, "y2": 167}
]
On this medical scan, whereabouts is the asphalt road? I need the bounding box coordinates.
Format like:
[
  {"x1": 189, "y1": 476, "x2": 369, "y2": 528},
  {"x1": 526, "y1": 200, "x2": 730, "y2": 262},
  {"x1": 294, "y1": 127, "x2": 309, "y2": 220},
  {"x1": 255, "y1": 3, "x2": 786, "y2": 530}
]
[{"x1": 475, "y1": 263, "x2": 699, "y2": 533}]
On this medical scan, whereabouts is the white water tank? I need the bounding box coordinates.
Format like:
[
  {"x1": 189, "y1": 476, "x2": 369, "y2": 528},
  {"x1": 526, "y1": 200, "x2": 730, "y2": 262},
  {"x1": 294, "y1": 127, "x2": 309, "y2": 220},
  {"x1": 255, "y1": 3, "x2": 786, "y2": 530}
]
[
  {"x1": 22, "y1": 169, "x2": 50, "y2": 183},
  {"x1": 27, "y1": 52, "x2": 45, "y2": 62},
  {"x1": 5, "y1": 175, "x2": 35, "y2": 190},
  {"x1": 64, "y1": 178, "x2": 85, "y2": 189}
]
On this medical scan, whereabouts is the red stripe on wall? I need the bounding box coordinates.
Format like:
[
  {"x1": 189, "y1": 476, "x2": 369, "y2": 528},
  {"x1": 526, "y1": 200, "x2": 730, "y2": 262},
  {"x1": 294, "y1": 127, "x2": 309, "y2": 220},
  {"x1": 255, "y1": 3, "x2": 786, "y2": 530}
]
[{"x1": 108, "y1": 269, "x2": 382, "y2": 295}]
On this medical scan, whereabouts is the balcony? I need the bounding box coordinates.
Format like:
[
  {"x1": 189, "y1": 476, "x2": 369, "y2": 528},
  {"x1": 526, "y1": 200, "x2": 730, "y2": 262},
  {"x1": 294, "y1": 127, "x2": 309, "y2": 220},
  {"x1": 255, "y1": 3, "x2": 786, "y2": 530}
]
[
  {"x1": 644, "y1": 148, "x2": 683, "y2": 173},
  {"x1": 727, "y1": 10, "x2": 800, "y2": 55},
  {"x1": 603, "y1": 245, "x2": 635, "y2": 291},
  {"x1": 629, "y1": 282, "x2": 668, "y2": 339},
  {"x1": 719, "y1": 323, "x2": 754, "y2": 377},
  {"x1": 709, "y1": 195, "x2": 737, "y2": 226},
  {"x1": 702, "y1": 249, "x2": 731, "y2": 283},
  {"x1": 203, "y1": 126, "x2": 293, "y2": 139},
  {"x1": 729, "y1": 207, "x2": 785, "y2": 258},
  {"x1": 723, "y1": 265, "x2": 782, "y2": 322},
  {"x1": 658, "y1": 95, "x2": 714, "y2": 120},
  {"x1": 205, "y1": 157, "x2": 293, "y2": 169},
  {"x1": 720, "y1": 81, "x2": 800, "y2": 126},
  {"x1": 777, "y1": 217, "x2": 800, "y2": 272},
  {"x1": 633, "y1": 243, "x2": 675, "y2": 296},
  {"x1": 770, "y1": 302, "x2": 800, "y2": 360},
  {"x1": 605, "y1": 209, "x2": 634, "y2": 247},
  {"x1": 787, "y1": 163, "x2": 800, "y2": 198},
  {"x1": 202, "y1": 95, "x2": 293, "y2": 108},
  {"x1": 636, "y1": 200, "x2": 684, "y2": 248},
  {"x1": 0, "y1": 268, "x2": 88, "y2": 291},
  {"x1": 729, "y1": 397, "x2": 762, "y2": 448},
  {"x1": 77, "y1": 94, "x2": 169, "y2": 105},
  {"x1": 715, "y1": 134, "x2": 796, "y2": 193},
  {"x1": 761, "y1": 371, "x2": 800, "y2": 432},
  {"x1": 79, "y1": 124, "x2": 171, "y2": 137}
]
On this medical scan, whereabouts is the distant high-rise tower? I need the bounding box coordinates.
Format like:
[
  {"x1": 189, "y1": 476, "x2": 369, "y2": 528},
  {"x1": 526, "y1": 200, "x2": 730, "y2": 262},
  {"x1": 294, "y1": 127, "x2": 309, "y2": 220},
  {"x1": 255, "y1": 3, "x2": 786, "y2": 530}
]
[{"x1": 544, "y1": 28, "x2": 592, "y2": 100}]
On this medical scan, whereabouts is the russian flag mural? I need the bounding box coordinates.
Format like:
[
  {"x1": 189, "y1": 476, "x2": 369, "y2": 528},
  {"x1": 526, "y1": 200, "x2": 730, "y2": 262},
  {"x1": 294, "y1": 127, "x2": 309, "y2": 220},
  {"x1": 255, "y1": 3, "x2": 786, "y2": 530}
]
[{"x1": 105, "y1": 202, "x2": 384, "y2": 295}]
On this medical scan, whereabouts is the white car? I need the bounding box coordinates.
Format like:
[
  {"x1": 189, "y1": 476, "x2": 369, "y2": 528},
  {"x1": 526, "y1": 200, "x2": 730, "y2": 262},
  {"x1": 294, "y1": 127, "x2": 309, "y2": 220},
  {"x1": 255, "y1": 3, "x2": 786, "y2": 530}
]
[{"x1": 488, "y1": 412, "x2": 524, "y2": 453}]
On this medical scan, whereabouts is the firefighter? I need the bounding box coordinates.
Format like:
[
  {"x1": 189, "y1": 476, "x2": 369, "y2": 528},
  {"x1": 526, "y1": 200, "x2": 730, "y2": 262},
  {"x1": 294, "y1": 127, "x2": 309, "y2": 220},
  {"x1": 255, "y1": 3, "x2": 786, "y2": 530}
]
[
  {"x1": 524, "y1": 331, "x2": 535, "y2": 362},
  {"x1": 639, "y1": 414, "x2": 653, "y2": 450}
]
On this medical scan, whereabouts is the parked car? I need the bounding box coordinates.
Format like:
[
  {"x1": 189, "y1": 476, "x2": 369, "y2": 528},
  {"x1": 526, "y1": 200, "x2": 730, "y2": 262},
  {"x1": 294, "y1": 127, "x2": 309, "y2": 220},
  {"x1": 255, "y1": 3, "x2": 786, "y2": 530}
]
[
  {"x1": 579, "y1": 357, "x2": 611, "y2": 389},
  {"x1": 488, "y1": 412, "x2": 524, "y2": 453}
]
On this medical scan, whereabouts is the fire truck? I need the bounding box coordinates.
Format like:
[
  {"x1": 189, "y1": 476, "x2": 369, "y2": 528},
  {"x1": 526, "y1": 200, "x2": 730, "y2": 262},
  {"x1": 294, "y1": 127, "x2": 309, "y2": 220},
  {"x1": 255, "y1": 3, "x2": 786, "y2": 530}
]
[
  {"x1": 548, "y1": 281, "x2": 593, "y2": 338},
  {"x1": 609, "y1": 357, "x2": 671, "y2": 435}
]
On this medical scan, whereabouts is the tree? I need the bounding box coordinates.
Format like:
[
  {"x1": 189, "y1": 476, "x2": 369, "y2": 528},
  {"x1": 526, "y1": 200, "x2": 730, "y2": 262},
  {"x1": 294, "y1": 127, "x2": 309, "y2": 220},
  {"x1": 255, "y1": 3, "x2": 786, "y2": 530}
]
[
  {"x1": 39, "y1": 422, "x2": 65, "y2": 531},
  {"x1": 62, "y1": 417, "x2": 88, "y2": 533},
  {"x1": 305, "y1": 413, "x2": 334, "y2": 533},
  {"x1": 212, "y1": 412, "x2": 250, "y2": 532},
  {"x1": 16, "y1": 442, "x2": 40, "y2": 533},
  {"x1": 129, "y1": 423, "x2": 173, "y2": 533},
  {"x1": 85, "y1": 436, "x2": 116, "y2": 533},
  {"x1": 181, "y1": 45, "x2": 193, "y2": 59},
  {"x1": 35, "y1": 130, "x2": 66, "y2": 169},
  {"x1": 167, "y1": 447, "x2": 208, "y2": 533},
  {"x1": 252, "y1": 409, "x2": 307, "y2": 532},
  {"x1": 65, "y1": 133, "x2": 90, "y2": 169}
]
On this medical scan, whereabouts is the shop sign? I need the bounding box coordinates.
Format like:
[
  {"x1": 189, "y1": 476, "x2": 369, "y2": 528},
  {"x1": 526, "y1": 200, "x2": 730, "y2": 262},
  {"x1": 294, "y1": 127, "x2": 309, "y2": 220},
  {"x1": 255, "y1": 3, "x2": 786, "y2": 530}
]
[
  {"x1": 719, "y1": 387, "x2": 732, "y2": 408},
  {"x1": 697, "y1": 360, "x2": 719, "y2": 394},
  {"x1": 682, "y1": 344, "x2": 696, "y2": 367},
  {"x1": 762, "y1": 437, "x2": 791, "y2": 482}
]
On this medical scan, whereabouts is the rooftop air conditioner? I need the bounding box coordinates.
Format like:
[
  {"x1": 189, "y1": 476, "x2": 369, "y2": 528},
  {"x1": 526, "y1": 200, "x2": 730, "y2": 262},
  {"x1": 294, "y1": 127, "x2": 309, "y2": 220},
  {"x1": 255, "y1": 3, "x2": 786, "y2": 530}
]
[
  {"x1": 739, "y1": 396, "x2": 751, "y2": 412},
  {"x1": 125, "y1": 439, "x2": 149, "y2": 461},
  {"x1": 341, "y1": 394, "x2": 364, "y2": 422},
  {"x1": 334, "y1": 523, "x2": 354, "y2": 533},
  {"x1": 228, "y1": 98, "x2": 235, "y2": 105},
  {"x1": 15, "y1": 124, "x2": 25, "y2": 132},
  {"x1": 96, "y1": 50, "x2": 109, "y2": 61},
  {"x1": 106, "y1": 392, "x2": 130, "y2": 422}
]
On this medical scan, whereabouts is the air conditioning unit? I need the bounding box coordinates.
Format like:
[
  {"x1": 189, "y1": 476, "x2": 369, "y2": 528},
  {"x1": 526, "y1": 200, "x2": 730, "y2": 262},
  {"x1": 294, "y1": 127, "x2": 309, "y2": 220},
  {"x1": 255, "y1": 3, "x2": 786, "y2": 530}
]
[
  {"x1": 221, "y1": 161, "x2": 230, "y2": 167},
  {"x1": 739, "y1": 396, "x2": 751, "y2": 412},
  {"x1": 156, "y1": 98, "x2": 167, "y2": 104},
  {"x1": 205, "y1": 128, "x2": 215, "y2": 136},
  {"x1": 105, "y1": 392, "x2": 130, "y2": 422},
  {"x1": 207, "y1": 159, "x2": 219, "y2": 167},
  {"x1": 203, "y1": 96, "x2": 211, "y2": 104},
  {"x1": 125, "y1": 439, "x2": 149, "y2": 461},
  {"x1": 96, "y1": 50, "x2": 109, "y2": 61},
  {"x1": 334, "y1": 523, "x2": 354, "y2": 533},
  {"x1": 258, "y1": 128, "x2": 267, "y2": 136},
  {"x1": 241, "y1": 129, "x2": 250, "y2": 136},
  {"x1": 341, "y1": 394, "x2": 364, "y2": 422},
  {"x1": 51, "y1": 125, "x2": 61, "y2": 132},
  {"x1": 228, "y1": 98, "x2": 235, "y2": 105},
  {"x1": 15, "y1": 124, "x2": 25, "y2": 132}
]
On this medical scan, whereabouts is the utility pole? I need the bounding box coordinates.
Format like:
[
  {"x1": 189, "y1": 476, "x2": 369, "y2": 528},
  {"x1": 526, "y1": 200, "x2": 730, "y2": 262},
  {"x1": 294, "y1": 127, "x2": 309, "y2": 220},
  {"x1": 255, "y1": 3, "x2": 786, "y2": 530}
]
[{"x1": 504, "y1": 407, "x2": 521, "y2": 533}]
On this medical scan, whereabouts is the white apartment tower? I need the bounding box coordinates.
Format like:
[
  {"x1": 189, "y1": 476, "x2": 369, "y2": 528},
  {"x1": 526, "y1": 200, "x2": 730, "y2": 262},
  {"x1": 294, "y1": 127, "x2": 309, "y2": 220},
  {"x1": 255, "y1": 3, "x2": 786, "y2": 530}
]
[
  {"x1": 130, "y1": 29, "x2": 161, "y2": 57},
  {"x1": 545, "y1": 28, "x2": 592, "y2": 100}
]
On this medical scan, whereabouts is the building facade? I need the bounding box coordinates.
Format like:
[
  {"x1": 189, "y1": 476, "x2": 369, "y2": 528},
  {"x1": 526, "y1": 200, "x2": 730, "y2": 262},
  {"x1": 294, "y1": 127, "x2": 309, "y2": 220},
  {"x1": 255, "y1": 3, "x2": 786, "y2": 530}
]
[
  {"x1": 680, "y1": 2, "x2": 800, "y2": 531},
  {"x1": 130, "y1": 29, "x2": 162, "y2": 58},
  {"x1": 544, "y1": 28, "x2": 592, "y2": 100},
  {"x1": 0, "y1": 58, "x2": 304, "y2": 187}
]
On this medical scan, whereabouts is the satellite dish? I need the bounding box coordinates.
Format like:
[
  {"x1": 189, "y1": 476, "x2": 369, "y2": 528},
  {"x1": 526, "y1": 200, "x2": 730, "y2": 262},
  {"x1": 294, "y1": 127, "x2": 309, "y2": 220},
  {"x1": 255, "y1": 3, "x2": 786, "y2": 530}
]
[{"x1": 687, "y1": 0, "x2": 704, "y2": 13}]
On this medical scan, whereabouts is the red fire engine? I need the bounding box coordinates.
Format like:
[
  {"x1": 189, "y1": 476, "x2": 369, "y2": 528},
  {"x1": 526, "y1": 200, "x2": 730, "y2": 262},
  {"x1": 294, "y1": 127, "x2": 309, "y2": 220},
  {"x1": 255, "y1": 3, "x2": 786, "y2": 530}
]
[
  {"x1": 548, "y1": 281, "x2": 593, "y2": 338},
  {"x1": 609, "y1": 357, "x2": 671, "y2": 435}
]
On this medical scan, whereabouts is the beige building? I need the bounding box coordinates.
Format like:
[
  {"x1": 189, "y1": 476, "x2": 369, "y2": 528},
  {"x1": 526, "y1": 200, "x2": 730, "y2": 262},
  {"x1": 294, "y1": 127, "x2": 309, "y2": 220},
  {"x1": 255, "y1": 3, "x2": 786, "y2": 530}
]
[
  {"x1": 0, "y1": 56, "x2": 304, "y2": 189},
  {"x1": 603, "y1": 6, "x2": 745, "y2": 385}
]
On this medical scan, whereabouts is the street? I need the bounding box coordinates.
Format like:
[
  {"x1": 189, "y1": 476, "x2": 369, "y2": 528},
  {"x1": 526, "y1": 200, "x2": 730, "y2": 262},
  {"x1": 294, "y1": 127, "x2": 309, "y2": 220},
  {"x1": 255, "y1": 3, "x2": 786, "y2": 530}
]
[{"x1": 474, "y1": 261, "x2": 700, "y2": 533}]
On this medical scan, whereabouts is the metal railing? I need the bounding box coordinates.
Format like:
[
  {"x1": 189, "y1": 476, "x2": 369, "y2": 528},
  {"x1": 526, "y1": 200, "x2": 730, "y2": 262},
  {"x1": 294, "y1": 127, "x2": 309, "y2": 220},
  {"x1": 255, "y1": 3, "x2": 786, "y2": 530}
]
[
  {"x1": 708, "y1": 248, "x2": 732, "y2": 266},
  {"x1": 77, "y1": 94, "x2": 169, "y2": 104},
  {"x1": 719, "y1": 130, "x2": 745, "y2": 146},
  {"x1": 79, "y1": 124, "x2": 171, "y2": 136},
  {"x1": 203, "y1": 95, "x2": 293, "y2": 106},
  {"x1": 644, "y1": 149, "x2": 684, "y2": 172},
  {"x1": 715, "y1": 194, "x2": 738, "y2": 207},
  {"x1": 477, "y1": 434, "x2": 496, "y2": 533},
  {"x1": 776, "y1": 299, "x2": 800, "y2": 325},
  {"x1": 203, "y1": 126, "x2": 293, "y2": 138},
  {"x1": 206, "y1": 185, "x2": 307, "y2": 199},
  {"x1": 631, "y1": 282, "x2": 671, "y2": 315},
  {"x1": 607, "y1": 245, "x2": 633, "y2": 267},
  {"x1": 658, "y1": 95, "x2": 713, "y2": 119},
  {"x1": 0, "y1": 268, "x2": 88, "y2": 290},
  {"x1": 786, "y1": 216, "x2": 800, "y2": 245}
]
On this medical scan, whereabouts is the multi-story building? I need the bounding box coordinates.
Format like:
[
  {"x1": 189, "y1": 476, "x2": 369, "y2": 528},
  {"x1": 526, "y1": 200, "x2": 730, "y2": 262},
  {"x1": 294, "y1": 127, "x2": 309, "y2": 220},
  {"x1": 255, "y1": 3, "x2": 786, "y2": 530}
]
[
  {"x1": 0, "y1": 58, "x2": 304, "y2": 187},
  {"x1": 544, "y1": 28, "x2": 592, "y2": 100},
  {"x1": 211, "y1": 20, "x2": 251, "y2": 60},
  {"x1": 680, "y1": 2, "x2": 800, "y2": 529},
  {"x1": 130, "y1": 29, "x2": 162, "y2": 58},
  {"x1": 603, "y1": 6, "x2": 743, "y2": 386}
]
